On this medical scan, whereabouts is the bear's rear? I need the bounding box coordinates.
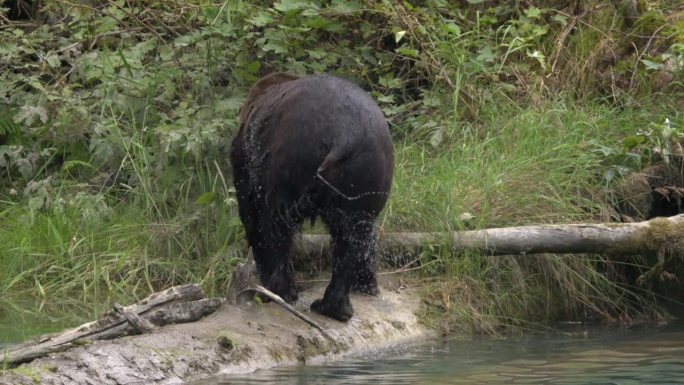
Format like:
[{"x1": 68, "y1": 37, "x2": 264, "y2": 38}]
[{"x1": 230, "y1": 73, "x2": 394, "y2": 321}]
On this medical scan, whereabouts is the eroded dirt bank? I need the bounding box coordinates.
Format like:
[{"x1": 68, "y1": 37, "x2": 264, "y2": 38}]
[{"x1": 0, "y1": 284, "x2": 432, "y2": 385}]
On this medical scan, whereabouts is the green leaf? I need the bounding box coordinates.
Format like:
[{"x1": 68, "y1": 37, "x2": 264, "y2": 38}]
[
  {"x1": 46, "y1": 53, "x2": 61, "y2": 68},
  {"x1": 17, "y1": 158, "x2": 33, "y2": 179},
  {"x1": 248, "y1": 11, "x2": 274, "y2": 27},
  {"x1": 640, "y1": 59, "x2": 663, "y2": 71},
  {"x1": 476, "y1": 46, "x2": 496, "y2": 63},
  {"x1": 441, "y1": 22, "x2": 460, "y2": 35},
  {"x1": 90, "y1": 138, "x2": 114, "y2": 167},
  {"x1": 623, "y1": 134, "x2": 647, "y2": 149},
  {"x1": 526, "y1": 50, "x2": 547, "y2": 70},
  {"x1": 174, "y1": 32, "x2": 201, "y2": 47},
  {"x1": 395, "y1": 30, "x2": 407, "y2": 44},
  {"x1": 28, "y1": 196, "x2": 44, "y2": 211},
  {"x1": 158, "y1": 44, "x2": 174, "y2": 61},
  {"x1": 94, "y1": 16, "x2": 118, "y2": 34},
  {"x1": 328, "y1": 0, "x2": 363, "y2": 13},
  {"x1": 524, "y1": 7, "x2": 542, "y2": 19},
  {"x1": 14, "y1": 105, "x2": 48, "y2": 126},
  {"x1": 671, "y1": 43, "x2": 684, "y2": 56},
  {"x1": 124, "y1": 38, "x2": 158, "y2": 64},
  {"x1": 552, "y1": 14, "x2": 569, "y2": 25},
  {"x1": 304, "y1": 17, "x2": 345, "y2": 33},
  {"x1": 216, "y1": 97, "x2": 244, "y2": 113},
  {"x1": 309, "y1": 61, "x2": 327, "y2": 72},
  {"x1": 379, "y1": 75, "x2": 401, "y2": 88},
  {"x1": 196, "y1": 191, "x2": 217, "y2": 205},
  {"x1": 396, "y1": 47, "x2": 419, "y2": 57},
  {"x1": 307, "y1": 49, "x2": 328, "y2": 59},
  {"x1": 202, "y1": 6, "x2": 220, "y2": 21},
  {"x1": 246, "y1": 60, "x2": 261, "y2": 75},
  {"x1": 430, "y1": 129, "x2": 443, "y2": 148},
  {"x1": 531, "y1": 24, "x2": 549, "y2": 37},
  {"x1": 263, "y1": 41, "x2": 289, "y2": 54},
  {"x1": 301, "y1": 8, "x2": 319, "y2": 16},
  {"x1": 273, "y1": 0, "x2": 310, "y2": 13},
  {"x1": 375, "y1": 94, "x2": 394, "y2": 104}
]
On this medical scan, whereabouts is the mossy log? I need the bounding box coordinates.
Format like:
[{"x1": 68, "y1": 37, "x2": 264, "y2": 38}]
[
  {"x1": 2, "y1": 284, "x2": 224, "y2": 365},
  {"x1": 297, "y1": 215, "x2": 684, "y2": 258}
]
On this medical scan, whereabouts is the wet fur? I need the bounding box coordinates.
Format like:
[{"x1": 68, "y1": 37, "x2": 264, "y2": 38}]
[{"x1": 230, "y1": 73, "x2": 394, "y2": 321}]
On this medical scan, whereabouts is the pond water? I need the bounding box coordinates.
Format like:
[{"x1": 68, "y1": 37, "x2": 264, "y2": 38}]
[{"x1": 193, "y1": 322, "x2": 684, "y2": 385}]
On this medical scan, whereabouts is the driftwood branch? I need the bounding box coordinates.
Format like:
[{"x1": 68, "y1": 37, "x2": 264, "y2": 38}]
[
  {"x1": 2, "y1": 284, "x2": 224, "y2": 365},
  {"x1": 297, "y1": 215, "x2": 684, "y2": 258},
  {"x1": 243, "y1": 285, "x2": 335, "y2": 341}
]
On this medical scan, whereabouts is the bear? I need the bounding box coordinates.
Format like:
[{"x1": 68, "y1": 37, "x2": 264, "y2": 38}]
[{"x1": 230, "y1": 73, "x2": 394, "y2": 322}]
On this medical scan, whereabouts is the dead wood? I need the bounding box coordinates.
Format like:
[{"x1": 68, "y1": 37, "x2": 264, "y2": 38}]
[
  {"x1": 243, "y1": 285, "x2": 334, "y2": 341},
  {"x1": 227, "y1": 250, "x2": 258, "y2": 304},
  {"x1": 297, "y1": 214, "x2": 684, "y2": 258},
  {"x1": 2, "y1": 284, "x2": 224, "y2": 365}
]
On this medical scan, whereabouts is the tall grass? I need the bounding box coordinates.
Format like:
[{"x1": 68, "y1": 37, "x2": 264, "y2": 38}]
[
  {"x1": 1, "y1": 96, "x2": 678, "y2": 337},
  {"x1": 386, "y1": 99, "x2": 676, "y2": 334},
  {"x1": 1, "y1": 0, "x2": 682, "y2": 340},
  {"x1": 0, "y1": 117, "x2": 244, "y2": 304},
  {"x1": 388, "y1": 100, "x2": 649, "y2": 230}
]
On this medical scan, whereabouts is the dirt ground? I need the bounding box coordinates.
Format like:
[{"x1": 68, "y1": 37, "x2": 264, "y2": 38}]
[{"x1": 0, "y1": 280, "x2": 433, "y2": 385}]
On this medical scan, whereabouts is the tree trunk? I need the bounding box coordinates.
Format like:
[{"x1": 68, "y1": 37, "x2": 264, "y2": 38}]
[{"x1": 297, "y1": 215, "x2": 684, "y2": 258}]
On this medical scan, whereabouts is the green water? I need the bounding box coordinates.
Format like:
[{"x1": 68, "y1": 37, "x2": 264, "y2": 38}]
[{"x1": 195, "y1": 323, "x2": 684, "y2": 384}]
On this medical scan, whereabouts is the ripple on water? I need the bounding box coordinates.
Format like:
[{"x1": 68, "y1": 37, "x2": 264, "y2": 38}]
[{"x1": 189, "y1": 323, "x2": 684, "y2": 385}]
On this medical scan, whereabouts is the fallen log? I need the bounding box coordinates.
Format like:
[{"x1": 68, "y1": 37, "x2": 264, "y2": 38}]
[
  {"x1": 2, "y1": 284, "x2": 224, "y2": 365},
  {"x1": 297, "y1": 214, "x2": 684, "y2": 258}
]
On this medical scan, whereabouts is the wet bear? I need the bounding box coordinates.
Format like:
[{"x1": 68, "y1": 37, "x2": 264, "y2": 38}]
[{"x1": 230, "y1": 73, "x2": 394, "y2": 321}]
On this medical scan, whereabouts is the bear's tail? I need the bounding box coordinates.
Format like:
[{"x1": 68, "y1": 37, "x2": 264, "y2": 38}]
[
  {"x1": 315, "y1": 147, "x2": 350, "y2": 199},
  {"x1": 316, "y1": 146, "x2": 387, "y2": 201}
]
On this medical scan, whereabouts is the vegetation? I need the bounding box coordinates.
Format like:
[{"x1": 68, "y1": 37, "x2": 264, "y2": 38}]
[{"x1": 1, "y1": 0, "x2": 683, "y2": 341}]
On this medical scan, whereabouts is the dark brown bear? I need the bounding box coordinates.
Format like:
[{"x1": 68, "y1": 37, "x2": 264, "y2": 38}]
[{"x1": 230, "y1": 73, "x2": 394, "y2": 322}]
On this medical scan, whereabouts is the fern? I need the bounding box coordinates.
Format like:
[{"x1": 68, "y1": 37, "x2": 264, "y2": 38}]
[
  {"x1": 0, "y1": 106, "x2": 21, "y2": 144},
  {"x1": 61, "y1": 160, "x2": 95, "y2": 175}
]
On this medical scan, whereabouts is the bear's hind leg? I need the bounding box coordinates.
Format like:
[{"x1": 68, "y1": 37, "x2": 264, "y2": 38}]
[
  {"x1": 345, "y1": 211, "x2": 379, "y2": 295},
  {"x1": 350, "y1": 241, "x2": 379, "y2": 296},
  {"x1": 250, "y1": 217, "x2": 299, "y2": 304},
  {"x1": 311, "y1": 210, "x2": 377, "y2": 321}
]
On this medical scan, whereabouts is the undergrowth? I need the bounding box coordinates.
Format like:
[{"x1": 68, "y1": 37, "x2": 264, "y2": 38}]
[{"x1": 0, "y1": 0, "x2": 683, "y2": 340}]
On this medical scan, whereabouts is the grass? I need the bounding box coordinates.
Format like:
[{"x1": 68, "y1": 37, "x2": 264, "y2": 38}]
[
  {"x1": 0, "y1": 178, "x2": 243, "y2": 300},
  {"x1": 0, "y1": 113, "x2": 245, "y2": 304},
  {"x1": 386, "y1": 98, "x2": 679, "y2": 334},
  {"x1": 1, "y1": 0, "x2": 682, "y2": 342},
  {"x1": 387, "y1": 100, "x2": 670, "y2": 231},
  {"x1": 3, "y1": 95, "x2": 678, "y2": 340}
]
